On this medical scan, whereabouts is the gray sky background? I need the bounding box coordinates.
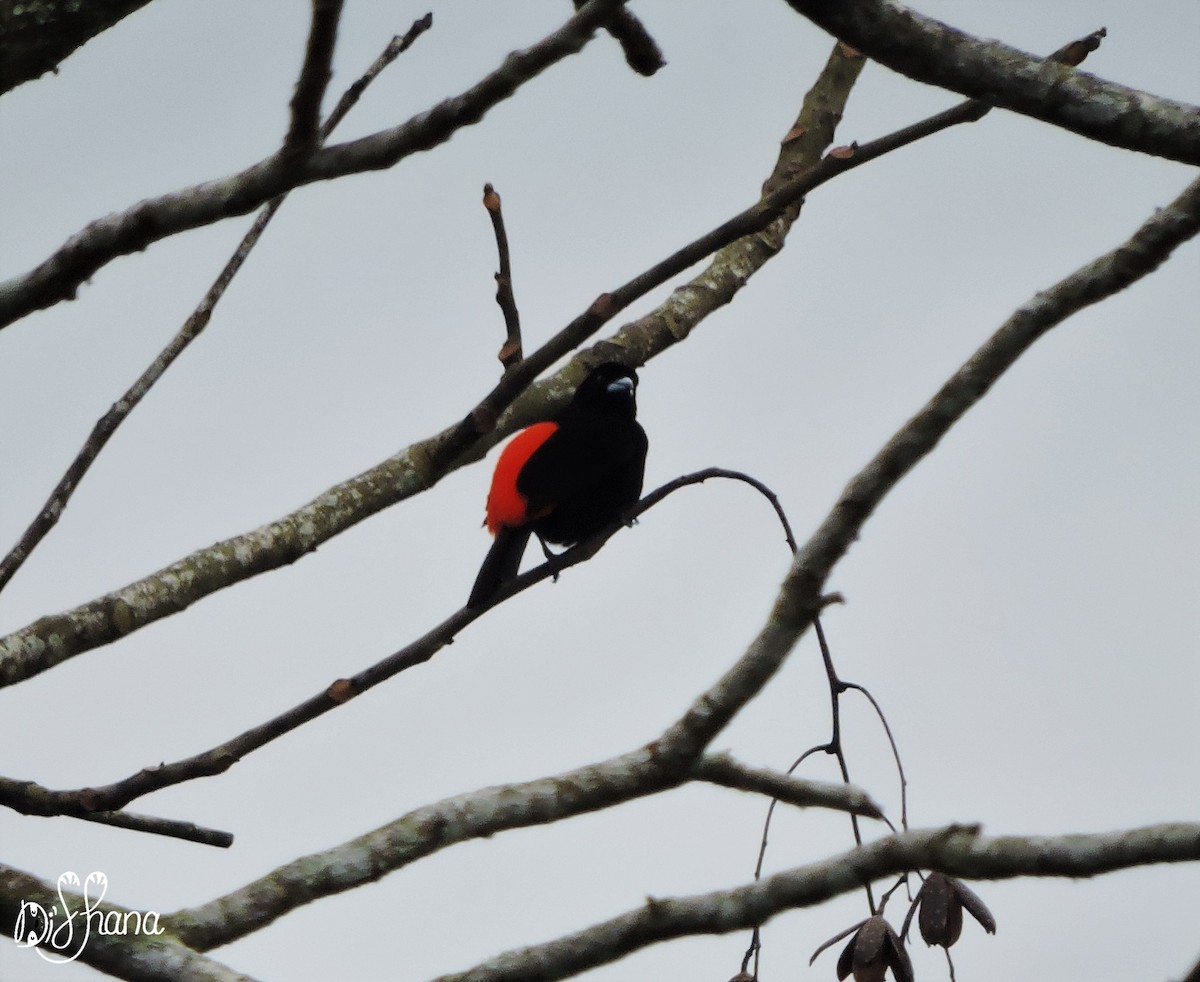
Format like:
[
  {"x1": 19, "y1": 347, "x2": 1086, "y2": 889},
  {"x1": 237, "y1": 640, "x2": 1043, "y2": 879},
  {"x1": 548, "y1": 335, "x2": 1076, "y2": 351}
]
[{"x1": 1, "y1": 2, "x2": 1197, "y2": 980}]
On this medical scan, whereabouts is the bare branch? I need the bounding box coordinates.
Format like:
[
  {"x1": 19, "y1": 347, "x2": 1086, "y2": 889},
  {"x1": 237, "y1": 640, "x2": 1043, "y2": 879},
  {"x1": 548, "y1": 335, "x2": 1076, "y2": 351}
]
[
  {"x1": 572, "y1": 0, "x2": 665, "y2": 76},
  {"x1": 162, "y1": 751, "x2": 875, "y2": 951},
  {"x1": 0, "y1": 0, "x2": 627, "y2": 331},
  {"x1": 0, "y1": 778, "x2": 233, "y2": 846},
  {"x1": 283, "y1": 0, "x2": 344, "y2": 157},
  {"x1": 779, "y1": 0, "x2": 1200, "y2": 164},
  {"x1": 0, "y1": 14, "x2": 434, "y2": 598},
  {"x1": 483, "y1": 183, "x2": 523, "y2": 367},
  {"x1": 74, "y1": 809, "x2": 233, "y2": 848},
  {"x1": 320, "y1": 14, "x2": 435, "y2": 136},
  {"x1": 691, "y1": 754, "x2": 881, "y2": 817},
  {"x1": 431, "y1": 824, "x2": 1200, "y2": 982}
]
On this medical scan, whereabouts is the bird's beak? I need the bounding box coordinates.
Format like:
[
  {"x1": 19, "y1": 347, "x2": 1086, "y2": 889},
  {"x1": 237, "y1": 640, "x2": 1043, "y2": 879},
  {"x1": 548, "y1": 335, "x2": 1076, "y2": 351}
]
[{"x1": 607, "y1": 376, "x2": 635, "y2": 396}]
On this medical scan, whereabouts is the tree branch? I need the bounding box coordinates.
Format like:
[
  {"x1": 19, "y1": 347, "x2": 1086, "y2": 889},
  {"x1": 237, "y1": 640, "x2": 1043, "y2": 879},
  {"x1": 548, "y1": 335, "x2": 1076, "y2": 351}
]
[
  {"x1": 320, "y1": 14, "x2": 435, "y2": 134},
  {"x1": 161, "y1": 748, "x2": 874, "y2": 952},
  {"x1": 571, "y1": 0, "x2": 664, "y2": 76},
  {"x1": 0, "y1": 778, "x2": 235, "y2": 847},
  {"x1": 483, "y1": 183, "x2": 524, "y2": 368},
  {"x1": 691, "y1": 753, "x2": 880, "y2": 815},
  {"x1": 431, "y1": 823, "x2": 1200, "y2": 981},
  {"x1": 0, "y1": 0, "x2": 627, "y2": 331},
  {"x1": 73, "y1": 808, "x2": 232, "y2": 849},
  {"x1": 779, "y1": 0, "x2": 1200, "y2": 164},
  {"x1": 282, "y1": 0, "x2": 344, "y2": 157}
]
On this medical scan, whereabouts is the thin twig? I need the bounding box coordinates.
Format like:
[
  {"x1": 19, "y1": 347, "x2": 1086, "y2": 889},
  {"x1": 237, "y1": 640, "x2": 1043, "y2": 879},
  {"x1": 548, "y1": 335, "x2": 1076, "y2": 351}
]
[
  {"x1": 808, "y1": 918, "x2": 868, "y2": 967},
  {"x1": 0, "y1": 14, "x2": 435, "y2": 597},
  {"x1": 745, "y1": 625, "x2": 840, "y2": 979},
  {"x1": 0, "y1": 776, "x2": 234, "y2": 846},
  {"x1": 812, "y1": 615, "x2": 879, "y2": 915},
  {"x1": 75, "y1": 809, "x2": 234, "y2": 848},
  {"x1": 283, "y1": 0, "x2": 344, "y2": 157},
  {"x1": 321, "y1": 14, "x2": 435, "y2": 137},
  {"x1": 483, "y1": 183, "x2": 523, "y2": 367},
  {"x1": 843, "y1": 680, "x2": 909, "y2": 830}
]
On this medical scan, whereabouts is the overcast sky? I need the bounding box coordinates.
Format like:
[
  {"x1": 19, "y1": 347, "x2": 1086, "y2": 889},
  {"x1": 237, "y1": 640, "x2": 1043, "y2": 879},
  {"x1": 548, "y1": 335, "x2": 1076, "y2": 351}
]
[{"x1": 1, "y1": 2, "x2": 1198, "y2": 980}]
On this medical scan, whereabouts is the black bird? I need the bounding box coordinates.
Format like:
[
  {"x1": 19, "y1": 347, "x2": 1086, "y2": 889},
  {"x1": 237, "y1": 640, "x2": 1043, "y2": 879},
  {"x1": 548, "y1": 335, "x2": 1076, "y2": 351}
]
[{"x1": 467, "y1": 362, "x2": 648, "y2": 607}]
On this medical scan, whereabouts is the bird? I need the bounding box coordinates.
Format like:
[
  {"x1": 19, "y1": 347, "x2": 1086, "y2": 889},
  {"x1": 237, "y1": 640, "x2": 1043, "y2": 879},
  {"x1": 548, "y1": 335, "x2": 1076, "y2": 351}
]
[{"x1": 467, "y1": 361, "x2": 648, "y2": 608}]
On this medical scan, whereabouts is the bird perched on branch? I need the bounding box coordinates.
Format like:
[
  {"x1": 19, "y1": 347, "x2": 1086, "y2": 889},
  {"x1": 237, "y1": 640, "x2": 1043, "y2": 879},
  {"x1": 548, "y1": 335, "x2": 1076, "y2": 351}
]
[{"x1": 467, "y1": 362, "x2": 648, "y2": 608}]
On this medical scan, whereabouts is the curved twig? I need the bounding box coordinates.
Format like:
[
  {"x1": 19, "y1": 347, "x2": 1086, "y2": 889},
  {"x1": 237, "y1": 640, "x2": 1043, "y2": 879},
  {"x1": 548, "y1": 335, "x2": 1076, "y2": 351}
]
[{"x1": 842, "y1": 680, "x2": 909, "y2": 830}]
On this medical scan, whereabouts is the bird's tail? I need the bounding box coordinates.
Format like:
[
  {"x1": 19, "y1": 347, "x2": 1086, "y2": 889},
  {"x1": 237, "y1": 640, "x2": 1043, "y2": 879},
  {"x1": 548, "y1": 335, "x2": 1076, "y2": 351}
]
[{"x1": 467, "y1": 526, "x2": 531, "y2": 608}]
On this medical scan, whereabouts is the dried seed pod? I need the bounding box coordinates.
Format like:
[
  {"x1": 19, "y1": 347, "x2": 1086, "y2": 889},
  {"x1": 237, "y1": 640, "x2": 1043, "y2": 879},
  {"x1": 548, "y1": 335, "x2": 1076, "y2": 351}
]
[
  {"x1": 835, "y1": 915, "x2": 913, "y2": 982},
  {"x1": 902, "y1": 872, "x2": 997, "y2": 949}
]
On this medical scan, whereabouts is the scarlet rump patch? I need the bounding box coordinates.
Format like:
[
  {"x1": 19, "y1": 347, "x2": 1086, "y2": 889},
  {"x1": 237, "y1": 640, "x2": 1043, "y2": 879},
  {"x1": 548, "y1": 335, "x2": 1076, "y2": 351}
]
[{"x1": 484, "y1": 421, "x2": 558, "y2": 533}]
